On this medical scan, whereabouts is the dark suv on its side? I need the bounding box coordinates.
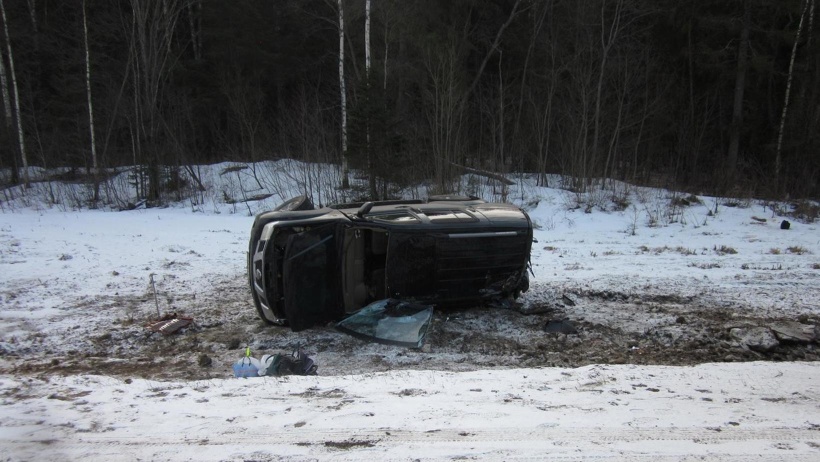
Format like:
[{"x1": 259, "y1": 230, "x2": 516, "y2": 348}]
[{"x1": 248, "y1": 195, "x2": 532, "y2": 331}]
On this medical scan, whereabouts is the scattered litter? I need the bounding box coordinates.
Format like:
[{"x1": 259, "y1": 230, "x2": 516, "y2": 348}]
[
  {"x1": 259, "y1": 350, "x2": 317, "y2": 376},
  {"x1": 198, "y1": 354, "x2": 212, "y2": 367},
  {"x1": 234, "y1": 347, "x2": 317, "y2": 378},
  {"x1": 562, "y1": 294, "x2": 577, "y2": 306},
  {"x1": 145, "y1": 313, "x2": 194, "y2": 335},
  {"x1": 233, "y1": 347, "x2": 261, "y2": 378}
]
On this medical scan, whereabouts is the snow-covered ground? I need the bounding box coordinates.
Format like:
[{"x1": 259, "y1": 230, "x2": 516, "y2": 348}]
[
  {"x1": 2, "y1": 363, "x2": 819, "y2": 461},
  {"x1": 1, "y1": 164, "x2": 819, "y2": 460}
]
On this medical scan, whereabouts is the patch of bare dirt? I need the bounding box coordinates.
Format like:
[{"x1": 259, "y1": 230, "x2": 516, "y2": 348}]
[{"x1": 1, "y1": 274, "x2": 818, "y2": 382}]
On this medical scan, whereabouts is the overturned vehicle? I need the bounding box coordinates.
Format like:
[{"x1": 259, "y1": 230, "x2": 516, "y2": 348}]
[{"x1": 248, "y1": 195, "x2": 533, "y2": 332}]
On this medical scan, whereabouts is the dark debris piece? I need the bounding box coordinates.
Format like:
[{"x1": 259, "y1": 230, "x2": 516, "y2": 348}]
[
  {"x1": 544, "y1": 319, "x2": 578, "y2": 335},
  {"x1": 146, "y1": 314, "x2": 194, "y2": 335}
]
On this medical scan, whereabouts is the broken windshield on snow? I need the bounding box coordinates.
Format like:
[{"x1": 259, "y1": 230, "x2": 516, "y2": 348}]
[{"x1": 335, "y1": 299, "x2": 434, "y2": 348}]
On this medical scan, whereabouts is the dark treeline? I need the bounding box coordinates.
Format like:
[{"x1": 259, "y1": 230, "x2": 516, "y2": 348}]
[{"x1": 0, "y1": 0, "x2": 817, "y2": 203}]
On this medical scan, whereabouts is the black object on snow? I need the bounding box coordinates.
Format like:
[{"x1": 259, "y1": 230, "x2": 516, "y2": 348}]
[
  {"x1": 544, "y1": 319, "x2": 578, "y2": 335},
  {"x1": 261, "y1": 350, "x2": 317, "y2": 376}
]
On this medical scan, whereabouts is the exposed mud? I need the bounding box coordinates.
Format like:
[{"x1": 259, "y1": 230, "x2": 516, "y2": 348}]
[{"x1": 1, "y1": 275, "x2": 818, "y2": 382}]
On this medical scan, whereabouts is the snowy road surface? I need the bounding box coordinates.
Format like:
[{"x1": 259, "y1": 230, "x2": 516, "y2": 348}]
[{"x1": 2, "y1": 362, "x2": 819, "y2": 461}]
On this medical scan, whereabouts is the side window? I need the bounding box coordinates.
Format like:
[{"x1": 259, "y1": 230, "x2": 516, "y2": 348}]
[
  {"x1": 370, "y1": 212, "x2": 419, "y2": 224},
  {"x1": 424, "y1": 210, "x2": 477, "y2": 223}
]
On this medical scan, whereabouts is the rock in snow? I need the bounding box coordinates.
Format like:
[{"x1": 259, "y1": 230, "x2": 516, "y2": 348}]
[
  {"x1": 769, "y1": 321, "x2": 817, "y2": 343},
  {"x1": 730, "y1": 327, "x2": 780, "y2": 352}
]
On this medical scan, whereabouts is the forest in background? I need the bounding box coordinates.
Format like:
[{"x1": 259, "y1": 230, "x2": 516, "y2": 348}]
[{"x1": 0, "y1": 0, "x2": 818, "y2": 205}]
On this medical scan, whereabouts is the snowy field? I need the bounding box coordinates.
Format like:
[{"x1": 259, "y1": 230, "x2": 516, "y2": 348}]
[{"x1": 1, "y1": 164, "x2": 819, "y2": 460}]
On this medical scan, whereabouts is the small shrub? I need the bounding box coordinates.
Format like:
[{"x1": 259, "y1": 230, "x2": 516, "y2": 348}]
[
  {"x1": 742, "y1": 263, "x2": 783, "y2": 270},
  {"x1": 768, "y1": 248, "x2": 781, "y2": 255},
  {"x1": 675, "y1": 247, "x2": 696, "y2": 256},
  {"x1": 670, "y1": 196, "x2": 692, "y2": 207},
  {"x1": 791, "y1": 201, "x2": 819, "y2": 223},
  {"x1": 714, "y1": 245, "x2": 738, "y2": 255},
  {"x1": 684, "y1": 194, "x2": 703, "y2": 205},
  {"x1": 786, "y1": 246, "x2": 810, "y2": 255},
  {"x1": 688, "y1": 262, "x2": 721, "y2": 269},
  {"x1": 812, "y1": 263, "x2": 820, "y2": 270},
  {"x1": 723, "y1": 197, "x2": 752, "y2": 208},
  {"x1": 610, "y1": 194, "x2": 630, "y2": 211}
]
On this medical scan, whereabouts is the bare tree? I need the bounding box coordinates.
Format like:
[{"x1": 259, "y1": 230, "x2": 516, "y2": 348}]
[
  {"x1": 83, "y1": 0, "x2": 100, "y2": 203},
  {"x1": 775, "y1": 0, "x2": 813, "y2": 195},
  {"x1": 0, "y1": 34, "x2": 13, "y2": 184},
  {"x1": 590, "y1": 0, "x2": 625, "y2": 187},
  {"x1": 0, "y1": 0, "x2": 28, "y2": 187},
  {"x1": 365, "y1": 0, "x2": 376, "y2": 198},
  {"x1": 425, "y1": 0, "x2": 524, "y2": 191},
  {"x1": 0, "y1": 33, "x2": 10, "y2": 127},
  {"x1": 127, "y1": 0, "x2": 187, "y2": 203},
  {"x1": 187, "y1": 0, "x2": 201, "y2": 60},
  {"x1": 423, "y1": 39, "x2": 465, "y2": 192},
  {"x1": 726, "y1": 1, "x2": 750, "y2": 188},
  {"x1": 25, "y1": 0, "x2": 37, "y2": 52},
  {"x1": 220, "y1": 68, "x2": 266, "y2": 189},
  {"x1": 338, "y1": 0, "x2": 349, "y2": 189}
]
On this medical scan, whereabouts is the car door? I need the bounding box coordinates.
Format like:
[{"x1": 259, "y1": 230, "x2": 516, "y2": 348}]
[
  {"x1": 384, "y1": 232, "x2": 437, "y2": 300},
  {"x1": 282, "y1": 222, "x2": 343, "y2": 331}
]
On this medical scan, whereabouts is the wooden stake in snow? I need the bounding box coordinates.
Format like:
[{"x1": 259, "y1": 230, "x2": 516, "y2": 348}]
[{"x1": 149, "y1": 273, "x2": 161, "y2": 318}]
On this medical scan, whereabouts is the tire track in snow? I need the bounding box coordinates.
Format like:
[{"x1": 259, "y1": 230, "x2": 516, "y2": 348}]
[{"x1": 4, "y1": 427, "x2": 818, "y2": 460}]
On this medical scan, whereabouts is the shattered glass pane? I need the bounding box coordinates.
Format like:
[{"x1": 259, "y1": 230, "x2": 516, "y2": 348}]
[{"x1": 336, "y1": 299, "x2": 434, "y2": 348}]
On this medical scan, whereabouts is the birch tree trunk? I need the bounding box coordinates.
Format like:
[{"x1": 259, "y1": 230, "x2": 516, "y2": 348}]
[
  {"x1": 0, "y1": 41, "x2": 10, "y2": 126},
  {"x1": 775, "y1": 0, "x2": 812, "y2": 195},
  {"x1": 0, "y1": 0, "x2": 29, "y2": 187},
  {"x1": 365, "y1": 0, "x2": 371, "y2": 73},
  {"x1": 365, "y1": 0, "x2": 376, "y2": 199},
  {"x1": 26, "y1": 0, "x2": 38, "y2": 52},
  {"x1": 0, "y1": 36, "x2": 14, "y2": 184},
  {"x1": 187, "y1": 0, "x2": 201, "y2": 61},
  {"x1": 338, "y1": 0, "x2": 349, "y2": 189},
  {"x1": 83, "y1": 0, "x2": 100, "y2": 203},
  {"x1": 726, "y1": 2, "x2": 750, "y2": 188}
]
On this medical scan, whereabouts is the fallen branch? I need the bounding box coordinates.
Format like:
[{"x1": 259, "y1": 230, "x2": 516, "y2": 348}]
[{"x1": 450, "y1": 162, "x2": 514, "y2": 185}]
